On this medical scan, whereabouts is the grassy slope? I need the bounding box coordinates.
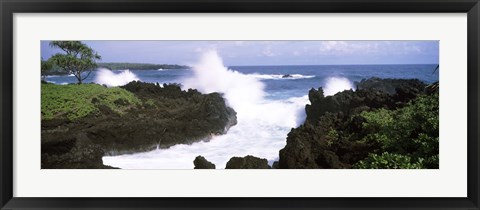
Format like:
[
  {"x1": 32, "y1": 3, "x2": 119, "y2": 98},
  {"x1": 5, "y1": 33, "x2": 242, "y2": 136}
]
[{"x1": 41, "y1": 83, "x2": 141, "y2": 121}]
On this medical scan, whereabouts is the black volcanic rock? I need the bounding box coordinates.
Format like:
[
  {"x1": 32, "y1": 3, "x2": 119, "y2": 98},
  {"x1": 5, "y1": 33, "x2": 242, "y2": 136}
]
[
  {"x1": 272, "y1": 161, "x2": 280, "y2": 169},
  {"x1": 355, "y1": 77, "x2": 426, "y2": 95},
  {"x1": 305, "y1": 88, "x2": 393, "y2": 125},
  {"x1": 42, "y1": 81, "x2": 237, "y2": 168},
  {"x1": 41, "y1": 133, "x2": 117, "y2": 169},
  {"x1": 278, "y1": 78, "x2": 430, "y2": 169},
  {"x1": 194, "y1": 156, "x2": 216, "y2": 169},
  {"x1": 225, "y1": 155, "x2": 271, "y2": 169},
  {"x1": 305, "y1": 77, "x2": 427, "y2": 125}
]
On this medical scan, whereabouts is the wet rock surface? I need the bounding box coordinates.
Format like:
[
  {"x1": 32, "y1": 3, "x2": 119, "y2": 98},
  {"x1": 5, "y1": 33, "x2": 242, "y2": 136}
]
[
  {"x1": 225, "y1": 155, "x2": 271, "y2": 169},
  {"x1": 193, "y1": 156, "x2": 216, "y2": 169}
]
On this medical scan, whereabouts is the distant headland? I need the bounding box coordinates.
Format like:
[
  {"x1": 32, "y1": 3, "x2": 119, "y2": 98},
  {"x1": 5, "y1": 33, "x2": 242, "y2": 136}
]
[
  {"x1": 44, "y1": 62, "x2": 190, "y2": 75},
  {"x1": 97, "y1": 62, "x2": 190, "y2": 70}
]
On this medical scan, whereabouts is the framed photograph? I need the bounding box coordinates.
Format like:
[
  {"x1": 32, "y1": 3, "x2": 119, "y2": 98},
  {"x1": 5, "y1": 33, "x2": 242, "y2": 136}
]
[{"x1": 1, "y1": 0, "x2": 479, "y2": 209}]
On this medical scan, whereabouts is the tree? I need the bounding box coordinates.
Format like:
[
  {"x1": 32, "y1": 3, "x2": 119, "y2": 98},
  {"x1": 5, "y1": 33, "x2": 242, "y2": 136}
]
[
  {"x1": 49, "y1": 41, "x2": 101, "y2": 84},
  {"x1": 41, "y1": 57, "x2": 53, "y2": 82}
]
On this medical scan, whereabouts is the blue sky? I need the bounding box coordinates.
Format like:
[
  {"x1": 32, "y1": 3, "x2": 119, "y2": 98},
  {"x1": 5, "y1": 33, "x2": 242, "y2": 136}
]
[{"x1": 41, "y1": 41, "x2": 439, "y2": 66}]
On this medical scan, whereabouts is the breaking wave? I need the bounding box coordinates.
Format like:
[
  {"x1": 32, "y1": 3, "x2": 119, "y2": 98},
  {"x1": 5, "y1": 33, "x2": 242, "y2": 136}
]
[{"x1": 94, "y1": 68, "x2": 140, "y2": 87}]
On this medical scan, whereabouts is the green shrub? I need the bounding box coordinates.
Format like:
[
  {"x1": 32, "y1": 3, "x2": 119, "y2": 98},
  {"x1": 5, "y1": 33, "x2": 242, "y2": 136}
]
[
  {"x1": 356, "y1": 93, "x2": 439, "y2": 168},
  {"x1": 42, "y1": 83, "x2": 141, "y2": 121},
  {"x1": 354, "y1": 152, "x2": 424, "y2": 169}
]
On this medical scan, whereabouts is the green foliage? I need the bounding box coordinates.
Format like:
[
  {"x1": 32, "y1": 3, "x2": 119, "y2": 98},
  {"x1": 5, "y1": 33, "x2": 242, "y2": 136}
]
[
  {"x1": 49, "y1": 41, "x2": 101, "y2": 84},
  {"x1": 356, "y1": 93, "x2": 439, "y2": 168},
  {"x1": 42, "y1": 83, "x2": 141, "y2": 121},
  {"x1": 325, "y1": 128, "x2": 339, "y2": 147},
  {"x1": 354, "y1": 152, "x2": 424, "y2": 169},
  {"x1": 143, "y1": 99, "x2": 157, "y2": 108},
  {"x1": 41, "y1": 57, "x2": 54, "y2": 81}
]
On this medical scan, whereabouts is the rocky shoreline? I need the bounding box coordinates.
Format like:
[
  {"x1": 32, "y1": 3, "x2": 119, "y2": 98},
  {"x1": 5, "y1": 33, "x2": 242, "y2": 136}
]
[
  {"x1": 201, "y1": 78, "x2": 439, "y2": 169},
  {"x1": 278, "y1": 77, "x2": 438, "y2": 169},
  {"x1": 41, "y1": 81, "x2": 237, "y2": 169},
  {"x1": 191, "y1": 77, "x2": 438, "y2": 170},
  {"x1": 42, "y1": 77, "x2": 438, "y2": 169}
]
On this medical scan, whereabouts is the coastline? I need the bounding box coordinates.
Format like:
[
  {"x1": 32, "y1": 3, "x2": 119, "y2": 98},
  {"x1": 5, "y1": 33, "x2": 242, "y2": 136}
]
[
  {"x1": 41, "y1": 81, "x2": 237, "y2": 169},
  {"x1": 44, "y1": 77, "x2": 438, "y2": 169}
]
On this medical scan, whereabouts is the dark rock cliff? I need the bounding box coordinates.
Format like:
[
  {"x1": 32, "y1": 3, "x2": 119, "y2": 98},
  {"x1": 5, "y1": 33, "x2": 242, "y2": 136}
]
[{"x1": 279, "y1": 78, "x2": 431, "y2": 169}]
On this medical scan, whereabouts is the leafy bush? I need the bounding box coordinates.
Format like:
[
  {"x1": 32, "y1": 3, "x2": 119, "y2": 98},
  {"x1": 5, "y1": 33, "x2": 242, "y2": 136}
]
[
  {"x1": 357, "y1": 93, "x2": 439, "y2": 168},
  {"x1": 354, "y1": 152, "x2": 424, "y2": 169}
]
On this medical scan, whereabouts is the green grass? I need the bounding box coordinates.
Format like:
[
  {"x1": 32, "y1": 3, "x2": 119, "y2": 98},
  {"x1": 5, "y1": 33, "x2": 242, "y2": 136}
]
[{"x1": 42, "y1": 83, "x2": 141, "y2": 121}]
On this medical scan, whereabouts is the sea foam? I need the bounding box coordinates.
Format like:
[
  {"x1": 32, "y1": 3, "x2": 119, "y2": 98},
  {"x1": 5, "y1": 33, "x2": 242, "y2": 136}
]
[
  {"x1": 103, "y1": 51, "x2": 308, "y2": 169},
  {"x1": 102, "y1": 52, "x2": 352, "y2": 169},
  {"x1": 94, "y1": 68, "x2": 140, "y2": 87},
  {"x1": 323, "y1": 77, "x2": 355, "y2": 96}
]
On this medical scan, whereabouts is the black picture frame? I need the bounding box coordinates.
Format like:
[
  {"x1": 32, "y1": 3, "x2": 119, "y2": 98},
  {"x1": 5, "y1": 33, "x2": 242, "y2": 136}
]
[{"x1": 1, "y1": 0, "x2": 479, "y2": 209}]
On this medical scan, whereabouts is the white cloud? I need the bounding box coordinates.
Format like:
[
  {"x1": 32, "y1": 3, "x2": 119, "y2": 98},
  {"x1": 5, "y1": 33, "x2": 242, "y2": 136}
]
[
  {"x1": 234, "y1": 41, "x2": 245, "y2": 46},
  {"x1": 261, "y1": 46, "x2": 277, "y2": 57},
  {"x1": 402, "y1": 44, "x2": 423, "y2": 54},
  {"x1": 318, "y1": 41, "x2": 352, "y2": 54},
  {"x1": 314, "y1": 41, "x2": 426, "y2": 56}
]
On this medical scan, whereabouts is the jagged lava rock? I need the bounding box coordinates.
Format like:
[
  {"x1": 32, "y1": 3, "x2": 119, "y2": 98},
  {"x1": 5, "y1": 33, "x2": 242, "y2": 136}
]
[
  {"x1": 41, "y1": 133, "x2": 117, "y2": 169},
  {"x1": 279, "y1": 77, "x2": 428, "y2": 169},
  {"x1": 355, "y1": 77, "x2": 426, "y2": 95},
  {"x1": 193, "y1": 155, "x2": 216, "y2": 169},
  {"x1": 225, "y1": 155, "x2": 271, "y2": 169}
]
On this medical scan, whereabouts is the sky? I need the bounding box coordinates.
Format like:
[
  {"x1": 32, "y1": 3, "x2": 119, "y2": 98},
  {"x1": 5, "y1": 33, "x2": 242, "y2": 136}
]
[{"x1": 41, "y1": 40, "x2": 439, "y2": 66}]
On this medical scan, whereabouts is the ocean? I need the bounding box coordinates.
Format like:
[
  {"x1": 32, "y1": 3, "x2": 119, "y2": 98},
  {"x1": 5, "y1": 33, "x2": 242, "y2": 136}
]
[
  {"x1": 46, "y1": 64, "x2": 438, "y2": 101},
  {"x1": 45, "y1": 56, "x2": 439, "y2": 169}
]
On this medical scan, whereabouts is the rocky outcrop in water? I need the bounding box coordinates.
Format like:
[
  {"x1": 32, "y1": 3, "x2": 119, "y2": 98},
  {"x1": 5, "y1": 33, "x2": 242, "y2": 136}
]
[
  {"x1": 279, "y1": 77, "x2": 435, "y2": 169},
  {"x1": 193, "y1": 156, "x2": 216, "y2": 169},
  {"x1": 42, "y1": 81, "x2": 237, "y2": 169},
  {"x1": 225, "y1": 155, "x2": 271, "y2": 169}
]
